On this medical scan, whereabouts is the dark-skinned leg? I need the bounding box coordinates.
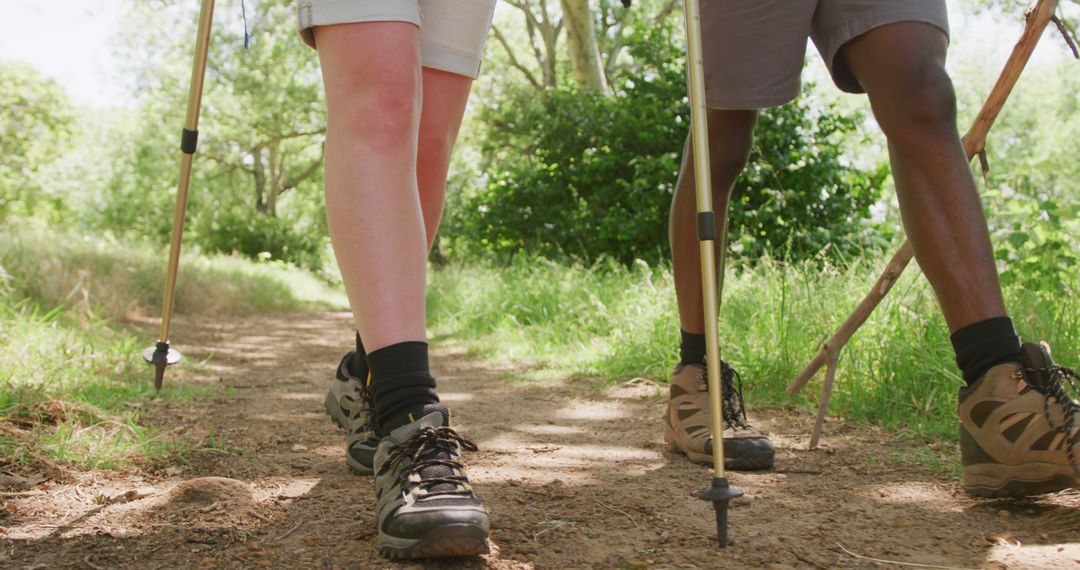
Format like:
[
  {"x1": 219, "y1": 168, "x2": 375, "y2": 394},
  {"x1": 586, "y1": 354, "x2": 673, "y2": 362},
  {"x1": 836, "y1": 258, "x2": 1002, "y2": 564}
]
[
  {"x1": 670, "y1": 109, "x2": 757, "y2": 337},
  {"x1": 841, "y1": 22, "x2": 1005, "y2": 332},
  {"x1": 665, "y1": 109, "x2": 774, "y2": 471},
  {"x1": 842, "y1": 22, "x2": 1078, "y2": 497}
]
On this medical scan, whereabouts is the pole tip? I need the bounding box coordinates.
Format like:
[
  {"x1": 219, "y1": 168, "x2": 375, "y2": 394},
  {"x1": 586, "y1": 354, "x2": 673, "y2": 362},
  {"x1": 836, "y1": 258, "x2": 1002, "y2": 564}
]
[
  {"x1": 696, "y1": 477, "x2": 743, "y2": 549},
  {"x1": 143, "y1": 341, "x2": 181, "y2": 394}
]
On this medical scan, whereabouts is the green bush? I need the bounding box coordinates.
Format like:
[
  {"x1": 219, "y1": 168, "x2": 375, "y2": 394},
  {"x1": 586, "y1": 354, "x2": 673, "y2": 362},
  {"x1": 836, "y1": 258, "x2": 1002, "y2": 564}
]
[
  {"x1": 197, "y1": 208, "x2": 327, "y2": 270},
  {"x1": 444, "y1": 22, "x2": 888, "y2": 264}
]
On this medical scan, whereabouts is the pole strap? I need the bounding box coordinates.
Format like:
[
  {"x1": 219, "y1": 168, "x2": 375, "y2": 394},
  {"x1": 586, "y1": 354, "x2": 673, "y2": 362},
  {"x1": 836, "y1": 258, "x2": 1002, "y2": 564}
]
[{"x1": 181, "y1": 128, "x2": 199, "y2": 155}]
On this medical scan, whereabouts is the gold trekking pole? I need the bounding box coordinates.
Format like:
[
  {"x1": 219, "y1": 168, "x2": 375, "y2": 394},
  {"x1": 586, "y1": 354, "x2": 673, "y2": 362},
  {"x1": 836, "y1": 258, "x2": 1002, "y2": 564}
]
[
  {"x1": 682, "y1": 0, "x2": 743, "y2": 548},
  {"x1": 143, "y1": 0, "x2": 216, "y2": 394}
]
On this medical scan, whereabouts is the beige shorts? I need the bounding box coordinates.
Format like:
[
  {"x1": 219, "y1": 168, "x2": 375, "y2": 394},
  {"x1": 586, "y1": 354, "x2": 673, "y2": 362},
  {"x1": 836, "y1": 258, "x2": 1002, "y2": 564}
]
[
  {"x1": 702, "y1": 0, "x2": 950, "y2": 109},
  {"x1": 297, "y1": 0, "x2": 497, "y2": 79}
]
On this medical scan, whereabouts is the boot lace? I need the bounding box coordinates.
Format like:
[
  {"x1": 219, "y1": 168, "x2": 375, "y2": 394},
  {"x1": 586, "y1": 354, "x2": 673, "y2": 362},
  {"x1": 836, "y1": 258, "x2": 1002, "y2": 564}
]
[
  {"x1": 393, "y1": 426, "x2": 478, "y2": 495},
  {"x1": 700, "y1": 361, "x2": 752, "y2": 430},
  {"x1": 344, "y1": 383, "x2": 377, "y2": 439},
  {"x1": 1021, "y1": 363, "x2": 1080, "y2": 475}
]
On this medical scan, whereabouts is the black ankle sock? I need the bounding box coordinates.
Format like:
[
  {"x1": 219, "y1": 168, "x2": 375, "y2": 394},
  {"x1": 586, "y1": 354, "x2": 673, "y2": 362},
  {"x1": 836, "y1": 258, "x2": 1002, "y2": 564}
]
[
  {"x1": 367, "y1": 341, "x2": 439, "y2": 432},
  {"x1": 346, "y1": 332, "x2": 369, "y2": 379},
  {"x1": 951, "y1": 317, "x2": 1023, "y2": 386},
  {"x1": 679, "y1": 330, "x2": 707, "y2": 366}
]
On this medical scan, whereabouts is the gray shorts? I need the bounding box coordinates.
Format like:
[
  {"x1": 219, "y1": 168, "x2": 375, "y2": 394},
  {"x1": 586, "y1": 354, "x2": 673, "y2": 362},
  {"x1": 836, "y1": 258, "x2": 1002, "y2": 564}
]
[
  {"x1": 297, "y1": 0, "x2": 496, "y2": 79},
  {"x1": 702, "y1": 0, "x2": 950, "y2": 109}
]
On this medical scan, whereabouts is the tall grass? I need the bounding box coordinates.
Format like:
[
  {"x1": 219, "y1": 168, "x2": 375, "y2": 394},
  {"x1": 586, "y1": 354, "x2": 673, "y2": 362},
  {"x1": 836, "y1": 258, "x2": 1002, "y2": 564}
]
[
  {"x1": 0, "y1": 220, "x2": 346, "y2": 322},
  {"x1": 0, "y1": 221, "x2": 344, "y2": 471},
  {"x1": 427, "y1": 255, "x2": 1078, "y2": 441}
]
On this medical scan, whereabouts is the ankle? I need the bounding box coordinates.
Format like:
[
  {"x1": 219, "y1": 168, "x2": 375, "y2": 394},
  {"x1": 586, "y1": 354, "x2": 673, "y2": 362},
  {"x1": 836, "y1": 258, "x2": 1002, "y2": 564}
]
[
  {"x1": 951, "y1": 317, "x2": 1023, "y2": 385},
  {"x1": 367, "y1": 341, "x2": 440, "y2": 432},
  {"x1": 679, "y1": 329, "x2": 707, "y2": 366}
]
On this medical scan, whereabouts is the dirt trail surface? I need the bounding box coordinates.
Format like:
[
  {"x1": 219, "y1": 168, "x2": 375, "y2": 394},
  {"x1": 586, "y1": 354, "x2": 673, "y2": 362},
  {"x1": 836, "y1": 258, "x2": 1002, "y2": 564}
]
[{"x1": 4, "y1": 312, "x2": 1079, "y2": 569}]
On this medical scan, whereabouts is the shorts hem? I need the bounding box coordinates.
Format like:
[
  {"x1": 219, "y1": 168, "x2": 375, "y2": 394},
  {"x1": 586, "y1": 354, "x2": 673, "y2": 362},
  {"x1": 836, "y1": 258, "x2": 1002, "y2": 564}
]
[
  {"x1": 820, "y1": 8, "x2": 950, "y2": 93},
  {"x1": 297, "y1": 0, "x2": 422, "y2": 49},
  {"x1": 706, "y1": 86, "x2": 800, "y2": 111},
  {"x1": 421, "y1": 44, "x2": 483, "y2": 79}
]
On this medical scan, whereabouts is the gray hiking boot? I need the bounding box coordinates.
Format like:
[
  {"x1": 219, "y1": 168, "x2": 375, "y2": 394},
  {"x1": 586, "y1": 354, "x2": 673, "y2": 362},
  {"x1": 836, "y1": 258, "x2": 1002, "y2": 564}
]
[
  {"x1": 664, "y1": 361, "x2": 775, "y2": 470},
  {"x1": 374, "y1": 403, "x2": 489, "y2": 559},
  {"x1": 959, "y1": 341, "x2": 1079, "y2": 497},
  {"x1": 325, "y1": 352, "x2": 379, "y2": 475}
]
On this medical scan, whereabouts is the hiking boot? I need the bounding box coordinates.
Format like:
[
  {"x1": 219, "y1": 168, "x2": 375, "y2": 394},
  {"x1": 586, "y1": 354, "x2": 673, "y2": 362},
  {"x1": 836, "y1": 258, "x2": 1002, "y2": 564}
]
[
  {"x1": 373, "y1": 403, "x2": 490, "y2": 559},
  {"x1": 324, "y1": 352, "x2": 379, "y2": 475},
  {"x1": 959, "y1": 341, "x2": 1079, "y2": 497},
  {"x1": 664, "y1": 361, "x2": 775, "y2": 470}
]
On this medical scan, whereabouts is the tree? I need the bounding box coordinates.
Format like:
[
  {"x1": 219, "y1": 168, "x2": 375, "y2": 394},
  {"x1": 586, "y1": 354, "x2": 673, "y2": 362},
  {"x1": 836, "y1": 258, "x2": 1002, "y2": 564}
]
[
  {"x1": 494, "y1": 0, "x2": 677, "y2": 91},
  {"x1": 94, "y1": 0, "x2": 328, "y2": 268},
  {"x1": 0, "y1": 62, "x2": 74, "y2": 218},
  {"x1": 561, "y1": 0, "x2": 609, "y2": 91}
]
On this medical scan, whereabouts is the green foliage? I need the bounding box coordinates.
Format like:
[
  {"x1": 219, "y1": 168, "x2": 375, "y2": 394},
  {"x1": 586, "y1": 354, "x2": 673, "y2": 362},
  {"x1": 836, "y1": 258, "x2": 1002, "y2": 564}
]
[
  {"x1": 0, "y1": 62, "x2": 75, "y2": 217},
  {"x1": 990, "y1": 189, "x2": 1078, "y2": 294},
  {"x1": 971, "y1": 61, "x2": 1080, "y2": 295},
  {"x1": 731, "y1": 102, "x2": 890, "y2": 261},
  {"x1": 197, "y1": 208, "x2": 326, "y2": 271},
  {"x1": 447, "y1": 21, "x2": 887, "y2": 264},
  {"x1": 449, "y1": 82, "x2": 684, "y2": 263}
]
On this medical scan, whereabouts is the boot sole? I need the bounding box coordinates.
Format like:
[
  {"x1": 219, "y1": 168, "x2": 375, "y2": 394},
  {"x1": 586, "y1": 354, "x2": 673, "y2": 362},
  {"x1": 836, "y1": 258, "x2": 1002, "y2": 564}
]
[
  {"x1": 664, "y1": 421, "x2": 774, "y2": 471},
  {"x1": 378, "y1": 523, "x2": 490, "y2": 560},
  {"x1": 963, "y1": 463, "x2": 1078, "y2": 498}
]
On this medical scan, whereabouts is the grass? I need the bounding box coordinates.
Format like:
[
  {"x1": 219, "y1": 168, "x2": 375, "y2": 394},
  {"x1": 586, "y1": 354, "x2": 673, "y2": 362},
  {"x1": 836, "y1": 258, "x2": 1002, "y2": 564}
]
[
  {"x1": 427, "y1": 253, "x2": 1078, "y2": 443},
  {"x1": 0, "y1": 221, "x2": 343, "y2": 472},
  {"x1": 0, "y1": 219, "x2": 346, "y2": 322},
  {"x1": 0, "y1": 298, "x2": 218, "y2": 470}
]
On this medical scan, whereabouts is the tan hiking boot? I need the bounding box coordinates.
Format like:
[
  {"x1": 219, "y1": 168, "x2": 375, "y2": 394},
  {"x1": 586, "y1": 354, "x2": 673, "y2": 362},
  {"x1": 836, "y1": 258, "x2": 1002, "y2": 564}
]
[
  {"x1": 959, "y1": 341, "x2": 1079, "y2": 497},
  {"x1": 664, "y1": 361, "x2": 774, "y2": 470}
]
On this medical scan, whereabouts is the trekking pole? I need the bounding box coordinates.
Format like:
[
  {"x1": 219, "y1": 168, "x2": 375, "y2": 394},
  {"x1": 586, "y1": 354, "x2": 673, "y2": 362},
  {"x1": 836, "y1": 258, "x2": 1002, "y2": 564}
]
[
  {"x1": 682, "y1": 0, "x2": 743, "y2": 548},
  {"x1": 142, "y1": 0, "x2": 216, "y2": 394}
]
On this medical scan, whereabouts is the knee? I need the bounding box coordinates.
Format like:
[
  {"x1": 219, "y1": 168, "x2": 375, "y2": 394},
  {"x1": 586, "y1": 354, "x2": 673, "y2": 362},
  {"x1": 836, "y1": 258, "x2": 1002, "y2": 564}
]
[
  {"x1": 417, "y1": 128, "x2": 455, "y2": 175},
  {"x1": 704, "y1": 110, "x2": 755, "y2": 180},
  {"x1": 330, "y1": 69, "x2": 421, "y2": 145},
  {"x1": 872, "y1": 64, "x2": 958, "y2": 145},
  {"x1": 708, "y1": 134, "x2": 754, "y2": 179}
]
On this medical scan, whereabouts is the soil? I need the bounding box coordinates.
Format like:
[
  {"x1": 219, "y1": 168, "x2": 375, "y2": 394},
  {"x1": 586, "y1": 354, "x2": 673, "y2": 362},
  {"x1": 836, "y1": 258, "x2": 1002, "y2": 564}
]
[{"x1": 3, "y1": 312, "x2": 1078, "y2": 569}]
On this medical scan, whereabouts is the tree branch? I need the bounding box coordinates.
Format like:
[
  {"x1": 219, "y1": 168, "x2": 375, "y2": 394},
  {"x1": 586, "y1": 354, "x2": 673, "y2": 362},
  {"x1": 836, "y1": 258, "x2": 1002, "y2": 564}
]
[
  {"x1": 654, "y1": 0, "x2": 679, "y2": 24},
  {"x1": 492, "y1": 24, "x2": 543, "y2": 89},
  {"x1": 282, "y1": 147, "x2": 325, "y2": 192}
]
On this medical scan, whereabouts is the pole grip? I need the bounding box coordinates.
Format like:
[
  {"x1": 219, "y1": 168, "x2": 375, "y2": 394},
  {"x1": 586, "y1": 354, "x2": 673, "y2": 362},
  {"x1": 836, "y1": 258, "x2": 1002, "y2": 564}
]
[
  {"x1": 697, "y1": 211, "x2": 716, "y2": 241},
  {"x1": 181, "y1": 128, "x2": 199, "y2": 155}
]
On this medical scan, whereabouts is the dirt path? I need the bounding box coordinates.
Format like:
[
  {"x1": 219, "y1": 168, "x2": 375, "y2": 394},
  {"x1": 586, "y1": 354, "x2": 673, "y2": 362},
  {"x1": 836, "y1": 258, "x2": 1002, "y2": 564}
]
[{"x1": 4, "y1": 312, "x2": 1079, "y2": 569}]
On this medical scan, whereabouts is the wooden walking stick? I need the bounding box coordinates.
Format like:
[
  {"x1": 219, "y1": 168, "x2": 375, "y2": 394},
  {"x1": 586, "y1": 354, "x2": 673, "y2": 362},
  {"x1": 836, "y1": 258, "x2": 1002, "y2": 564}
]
[
  {"x1": 682, "y1": 0, "x2": 742, "y2": 548},
  {"x1": 787, "y1": 0, "x2": 1068, "y2": 447},
  {"x1": 143, "y1": 0, "x2": 217, "y2": 394}
]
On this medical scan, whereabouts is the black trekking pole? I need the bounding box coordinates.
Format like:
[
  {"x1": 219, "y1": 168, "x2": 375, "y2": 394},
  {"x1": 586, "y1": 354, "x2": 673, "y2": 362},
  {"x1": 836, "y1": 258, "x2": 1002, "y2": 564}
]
[
  {"x1": 143, "y1": 0, "x2": 216, "y2": 394},
  {"x1": 682, "y1": 0, "x2": 743, "y2": 547}
]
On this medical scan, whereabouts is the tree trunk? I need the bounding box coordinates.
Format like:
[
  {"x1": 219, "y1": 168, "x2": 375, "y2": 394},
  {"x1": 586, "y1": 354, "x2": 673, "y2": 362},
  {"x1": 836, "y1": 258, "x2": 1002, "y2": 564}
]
[
  {"x1": 253, "y1": 146, "x2": 268, "y2": 214},
  {"x1": 267, "y1": 143, "x2": 281, "y2": 217},
  {"x1": 560, "y1": 0, "x2": 608, "y2": 92}
]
